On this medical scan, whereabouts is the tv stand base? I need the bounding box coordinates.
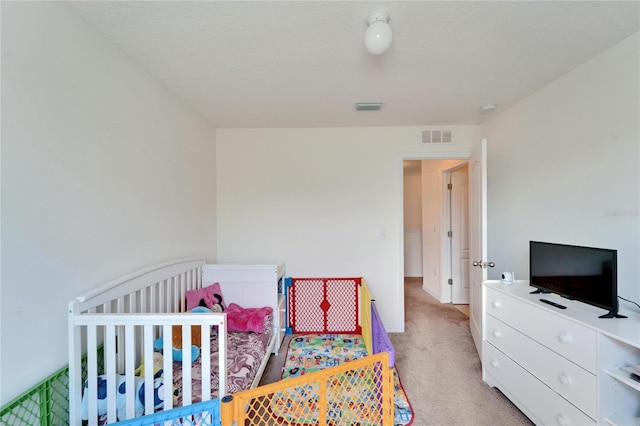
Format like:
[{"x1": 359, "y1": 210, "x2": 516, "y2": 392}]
[
  {"x1": 598, "y1": 311, "x2": 627, "y2": 319},
  {"x1": 539, "y1": 298, "x2": 567, "y2": 309}
]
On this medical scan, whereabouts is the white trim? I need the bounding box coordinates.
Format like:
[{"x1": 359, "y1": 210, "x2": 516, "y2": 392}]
[
  {"x1": 402, "y1": 151, "x2": 471, "y2": 160},
  {"x1": 396, "y1": 154, "x2": 406, "y2": 333},
  {"x1": 440, "y1": 170, "x2": 452, "y2": 303}
]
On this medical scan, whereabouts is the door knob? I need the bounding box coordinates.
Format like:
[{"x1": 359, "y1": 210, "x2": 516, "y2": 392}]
[{"x1": 472, "y1": 261, "x2": 495, "y2": 268}]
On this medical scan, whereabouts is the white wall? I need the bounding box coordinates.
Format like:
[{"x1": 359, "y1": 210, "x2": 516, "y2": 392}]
[
  {"x1": 403, "y1": 163, "x2": 422, "y2": 229},
  {"x1": 403, "y1": 163, "x2": 422, "y2": 277},
  {"x1": 216, "y1": 126, "x2": 480, "y2": 332},
  {"x1": 1, "y1": 2, "x2": 217, "y2": 404},
  {"x1": 482, "y1": 32, "x2": 640, "y2": 310}
]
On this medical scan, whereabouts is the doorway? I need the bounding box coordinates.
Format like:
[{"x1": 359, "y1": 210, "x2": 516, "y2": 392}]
[{"x1": 401, "y1": 157, "x2": 470, "y2": 306}]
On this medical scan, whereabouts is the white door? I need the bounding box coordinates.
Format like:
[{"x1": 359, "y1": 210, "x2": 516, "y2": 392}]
[
  {"x1": 469, "y1": 139, "x2": 489, "y2": 358},
  {"x1": 450, "y1": 168, "x2": 469, "y2": 304}
]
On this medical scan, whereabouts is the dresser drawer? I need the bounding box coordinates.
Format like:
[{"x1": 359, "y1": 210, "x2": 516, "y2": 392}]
[
  {"x1": 486, "y1": 315, "x2": 597, "y2": 418},
  {"x1": 483, "y1": 343, "x2": 595, "y2": 426},
  {"x1": 485, "y1": 287, "x2": 596, "y2": 372}
]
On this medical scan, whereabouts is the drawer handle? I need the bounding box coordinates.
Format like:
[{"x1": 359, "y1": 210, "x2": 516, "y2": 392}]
[
  {"x1": 556, "y1": 414, "x2": 568, "y2": 426},
  {"x1": 559, "y1": 374, "x2": 571, "y2": 385},
  {"x1": 490, "y1": 360, "x2": 499, "y2": 368},
  {"x1": 558, "y1": 333, "x2": 571, "y2": 344},
  {"x1": 491, "y1": 301, "x2": 501, "y2": 308},
  {"x1": 492, "y1": 330, "x2": 502, "y2": 338}
]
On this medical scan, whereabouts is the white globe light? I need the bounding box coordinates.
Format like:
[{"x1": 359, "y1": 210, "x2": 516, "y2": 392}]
[{"x1": 364, "y1": 11, "x2": 392, "y2": 55}]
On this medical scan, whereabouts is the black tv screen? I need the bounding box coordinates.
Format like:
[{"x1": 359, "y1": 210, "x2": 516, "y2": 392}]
[{"x1": 529, "y1": 241, "x2": 623, "y2": 318}]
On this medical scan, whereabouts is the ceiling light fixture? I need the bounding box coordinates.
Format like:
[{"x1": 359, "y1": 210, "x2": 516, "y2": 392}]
[
  {"x1": 364, "y1": 10, "x2": 392, "y2": 55},
  {"x1": 480, "y1": 103, "x2": 497, "y2": 114}
]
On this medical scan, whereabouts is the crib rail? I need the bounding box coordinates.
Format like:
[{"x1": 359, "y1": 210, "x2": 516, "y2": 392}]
[
  {"x1": 71, "y1": 258, "x2": 204, "y2": 315},
  {"x1": 69, "y1": 313, "x2": 226, "y2": 425}
]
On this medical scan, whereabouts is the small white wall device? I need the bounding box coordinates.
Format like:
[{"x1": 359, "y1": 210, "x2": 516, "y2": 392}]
[{"x1": 501, "y1": 271, "x2": 515, "y2": 285}]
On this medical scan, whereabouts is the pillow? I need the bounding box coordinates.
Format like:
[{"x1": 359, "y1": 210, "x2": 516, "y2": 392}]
[
  {"x1": 185, "y1": 282, "x2": 226, "y2": 312},
  {"x1": 226, "y1": 303, "x2": 273, "y2": 333}
]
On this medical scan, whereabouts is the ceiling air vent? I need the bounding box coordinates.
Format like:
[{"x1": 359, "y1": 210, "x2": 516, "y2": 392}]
[
  {"x1": 355, "y1": 102, "x2": 385, "y2": 111},
  {"x1": 422, "y1": 130, "x2": 452, "y2": 144}
]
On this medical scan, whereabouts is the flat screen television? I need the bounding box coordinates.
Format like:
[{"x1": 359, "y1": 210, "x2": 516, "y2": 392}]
[{"x1": 529, "y1": 241, "x2": 624, "y2": 318}]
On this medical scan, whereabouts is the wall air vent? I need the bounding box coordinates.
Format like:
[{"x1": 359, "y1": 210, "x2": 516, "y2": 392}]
[
  {"x1": 355, "y1": 102, "x2": 385, "y2": 111},
  {"x1": 422, "y1": 130, "x2": 452, "y2": 144}
]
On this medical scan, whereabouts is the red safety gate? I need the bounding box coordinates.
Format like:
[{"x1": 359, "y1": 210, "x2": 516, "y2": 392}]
[{"x1": 286, "y1": 277, "x2": 362, "y2": 334}]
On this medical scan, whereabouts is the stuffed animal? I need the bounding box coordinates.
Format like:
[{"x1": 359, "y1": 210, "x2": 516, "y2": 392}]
[
  {"x1": 134, "y1": 352, "x2": 164, "y2": 378},
  {"x1": 171, "y1": 324, "x2": 202, "y2": 351},
  {"x1": 152, "y1": 305, "x2": 215, "y2": 363},
  {"x1": 210, "y1": 294, "x2": 224, "y2": 313},
  {"x1": 153, "y1": 336, "x2": 200, "y2": 363},
  {"x1": 81, "y1": 375, "x2": 168, "y2": 421}
]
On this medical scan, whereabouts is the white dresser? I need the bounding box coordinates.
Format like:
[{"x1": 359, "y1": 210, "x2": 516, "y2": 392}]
[{"x1": 483, "y1": 281, "x2": 640, "y2": 425}]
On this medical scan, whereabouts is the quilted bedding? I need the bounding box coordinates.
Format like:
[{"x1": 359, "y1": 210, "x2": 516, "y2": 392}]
[{"x1": 173, "y1": 314, "x2": 273, "y2": 404}]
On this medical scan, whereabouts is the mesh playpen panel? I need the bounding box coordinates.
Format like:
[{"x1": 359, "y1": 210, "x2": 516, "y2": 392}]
[
  {"x1": 225, "y1": 352, "x2": 393, "y2": 426},
  {"x1": 288, "y1": 278, "x2": 361, "y2": 334},
  {"x1": 371, "y1": 302, "x2": 395, "y2": 367},
  {"x1": 112, "y1": 399, "x2": 221, "y2": 426},
  {"x1": 1, "y1": 347, "x2": 104, "y2": 426}
]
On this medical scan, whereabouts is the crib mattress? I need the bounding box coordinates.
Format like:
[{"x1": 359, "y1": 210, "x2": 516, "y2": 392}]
[{"x1": 173, "y1": 315, "x2": 273, "y2": 405}]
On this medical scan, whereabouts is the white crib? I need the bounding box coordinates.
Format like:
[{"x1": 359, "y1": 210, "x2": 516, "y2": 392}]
[{"x1": 68, "y1": 258, "x2": 284, "y2": 425}]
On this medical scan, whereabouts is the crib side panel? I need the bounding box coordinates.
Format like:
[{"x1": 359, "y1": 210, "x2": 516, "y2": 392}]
[
  {"x1": 69, "y1": 313, "x2": 226, "y2": 425},
  {"x1": 68, "y1": 258, "x2": 213, "y2": 426}
]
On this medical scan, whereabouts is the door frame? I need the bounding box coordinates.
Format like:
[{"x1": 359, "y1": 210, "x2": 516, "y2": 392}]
[
  {"x1": 398, "y1": 151, "x2": 471, "y2": 330},
  {"x1": 469, "y1": 139, "x2": 488, "y2": 358},
  {"x1": 440, "y1": 161, "x2": 470, "y2": 303}
]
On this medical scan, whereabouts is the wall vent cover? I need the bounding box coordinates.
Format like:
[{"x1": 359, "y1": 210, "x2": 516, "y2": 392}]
[
  {"x1": 422, "y1": 130, "x2": 452, "y2": 144},
  {"x1": 355, "y1": 102, "x2": 385, "y2": 111}
]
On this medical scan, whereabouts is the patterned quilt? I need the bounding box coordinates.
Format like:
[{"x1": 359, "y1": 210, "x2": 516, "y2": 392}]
[{"x1": 282, "y1": 334, "x2": 413, "y2": 425}]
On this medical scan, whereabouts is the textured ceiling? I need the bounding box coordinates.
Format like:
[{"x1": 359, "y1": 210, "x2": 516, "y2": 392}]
[{"x1": 67, "y1": 1, "x2": 640, "y2": 129}]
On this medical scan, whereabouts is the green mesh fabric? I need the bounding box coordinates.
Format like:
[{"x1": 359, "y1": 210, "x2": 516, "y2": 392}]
[{"x1": 1, "y1": 346, "x2": 103, "y2": 426}]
